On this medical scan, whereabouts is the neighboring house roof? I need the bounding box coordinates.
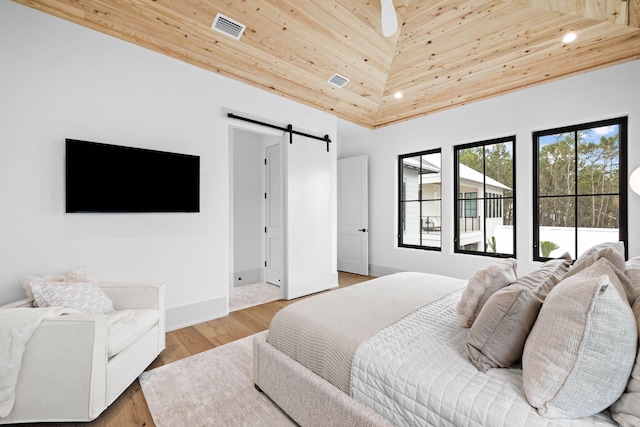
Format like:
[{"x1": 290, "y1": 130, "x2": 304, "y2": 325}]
[
  {"x1": 403, "y1": 158, "x2": 510, "y2": 190},
  {"x1": 459, "y1": 164, "x2": 511, "y2": 190}
]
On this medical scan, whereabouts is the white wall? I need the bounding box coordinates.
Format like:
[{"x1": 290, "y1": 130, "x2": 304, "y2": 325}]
[
  {"x1": 339, "y1": 60, "x2": 640, "y2": 279},
  {"x1": 0, "y1": 2, "x2": 337, "y2": 330},
  {"x1": 231, "y1": 129, "x2": 265, "y2": 286}
]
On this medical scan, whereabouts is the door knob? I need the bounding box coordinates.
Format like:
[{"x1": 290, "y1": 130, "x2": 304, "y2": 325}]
[{"x1": 358, "y1": 228, "x2": 367, "y2": 232}]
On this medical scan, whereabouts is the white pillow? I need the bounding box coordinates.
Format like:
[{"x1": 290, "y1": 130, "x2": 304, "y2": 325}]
[
  {"x1": 522, "y1": 259, "x2": 637, "y2": 419},
  {"x1": 456, "y1": 258, "x2": 518, "y2": 328},
  {"x1": 30, "y1": 281, "x2": 114, "y2": 314},
  {"x1": 22, "y1": 267, "x2": 94, "y2": 300}
]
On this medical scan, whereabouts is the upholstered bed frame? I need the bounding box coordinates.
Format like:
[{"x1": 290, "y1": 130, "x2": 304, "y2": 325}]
[
  {"x1": 252, "y1": 252, "x2": 640, "y2": 426},
  {"x1": 253, "y1": 331, "x2": 393, "y2": 427}
]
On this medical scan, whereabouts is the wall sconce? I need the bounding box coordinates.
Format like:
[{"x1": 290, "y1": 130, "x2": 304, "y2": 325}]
[{"x1": 631, "y1": 167, "x2": 640, "y2": 195}]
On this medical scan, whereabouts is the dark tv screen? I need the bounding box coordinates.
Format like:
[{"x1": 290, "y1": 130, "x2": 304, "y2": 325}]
[{"x1": 65, "y1": 139, "x2": 200, "y2": 213}]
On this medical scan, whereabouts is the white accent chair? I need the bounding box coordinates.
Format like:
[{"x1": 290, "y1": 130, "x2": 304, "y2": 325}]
[{"x1": 0, "y1": 282, "x2": 165, "y2": 424}]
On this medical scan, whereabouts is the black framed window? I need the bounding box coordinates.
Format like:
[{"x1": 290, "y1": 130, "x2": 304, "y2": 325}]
[
  {"x1": 455, "y1": 136, "x2": 516, "y2": 257},
  {"x1": 533, "y1": 117, "x2": 627, "y2": 261},
  {"x1": 398, "y1": 149, "x2": 442, "y2": 250},
  {"x1": 464, "y1": 192, "x2": 477, "y2": 217}
]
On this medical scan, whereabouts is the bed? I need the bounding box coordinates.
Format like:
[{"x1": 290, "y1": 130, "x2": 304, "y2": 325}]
[{"x1": 253, "y1": 266, "x2": 638, "y2": 427}]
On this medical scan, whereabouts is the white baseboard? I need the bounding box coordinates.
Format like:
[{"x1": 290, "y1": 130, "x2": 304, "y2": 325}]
[
  {"x1": 165, "y1": 296, "x2": 227, "y2": 331},
  {"x1": 232, "y1": 268, "x2": 263, "y2": 286},
  {"x1": 331, "y1": 270, "x2": 339, "y2": 287}
]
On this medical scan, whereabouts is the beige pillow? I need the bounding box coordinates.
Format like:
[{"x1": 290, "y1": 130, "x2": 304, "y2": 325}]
[
  {"x1": 565, "y1": 241, "x2": 626, "y2": 279},
  {"x1": 511, "y1": 252, "x2": 572, "y2": 299},
  {"x1": 625, "y1": 256, "x2": 640, "y2": 293},
  {"x1": 456, "y1": 258, "x2": 517, "y2": 328},
  {"x1": 610, "y1": 257, "x2": 640, "y2": 426},
  {"x1": 522, "y1": 260, "x2": 637, "y2": 419},
  {"x1": 466, "y1": 286, "x2": 541, "y2": 371},
  {"x1": 465, "y1": 253, "x2": 571, "y2": 371},
  {"x1": 30, "y1": 281, "x2": 114, "y2": 314}
]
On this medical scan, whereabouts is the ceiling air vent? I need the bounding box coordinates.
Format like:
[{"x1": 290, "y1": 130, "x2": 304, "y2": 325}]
[
  {"x1": 328, "y1": 73, "x2": 349, "y2": 88},
  {"x1": 211, "y1": 13, "x2": 246, "y2": 40}
]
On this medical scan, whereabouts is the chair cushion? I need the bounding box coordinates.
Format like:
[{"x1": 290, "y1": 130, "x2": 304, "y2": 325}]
[{"x1": 107, "y1": 309, "x2": 160, "y2": 358}]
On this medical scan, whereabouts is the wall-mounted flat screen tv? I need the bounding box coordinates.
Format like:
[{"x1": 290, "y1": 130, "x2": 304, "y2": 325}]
[{"x1": 66, "y1": 139, "x2": 200, "y2": 213}]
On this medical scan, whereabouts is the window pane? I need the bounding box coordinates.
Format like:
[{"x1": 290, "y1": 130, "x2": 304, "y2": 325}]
[
  {"x1": 576, "y1": 195, "x2": 620, "y2": 258},
  {"x1": 484, "y1": 141, "x2": 513, "y2": 198},
  {"x1": 455, "y1": 137, "x2": 515, "y2": 257},
  {"x1": 538, "y1": 133, "x2": 576, "y2": 197},
  {"x1": 502, "y1": 197, "x2": 514, "y2": 226},
  {"x1": 577, "y1": 126, "x2": 619, "y2": 195},
  {"x1": 538, "y1": 197, "x2": 576, "y2": 259},
  {"x1": 399, "y1": 150, "x2": 441, "y2": 250},
  {"x1": 402, "y1": 156, "x2": 422, "y2": 200},
  {"x1": 487, "y1": 197, "x2": 513, "y2": 254},
  {"x1": 577, "y1": 195, "x2": 619, "y2": 229},
  {"x1": 401, "y1": 201, "x2": 421, "y2": 245},
  {"x1": 421, "y1": 200, "x2": 441, "y2": 248},
  {"x1": 458, "y1": 146, "x2": 484, "y2": 177}
]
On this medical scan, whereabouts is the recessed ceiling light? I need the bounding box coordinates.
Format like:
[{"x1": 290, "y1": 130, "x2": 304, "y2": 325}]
[
  {"x1": 394, "y1": 91, "x2": 403, "y2": 99},
  {"x1": 562, "y1": 32, "x2": 577, "y2": 43}
]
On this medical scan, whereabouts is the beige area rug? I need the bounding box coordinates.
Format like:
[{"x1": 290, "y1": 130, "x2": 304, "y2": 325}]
[
  {"x1": 229, "y1": 282, "x2": 282, "y2": 312},
  {"x1": 139, "y1": 332, "x2": 296, "y2": 427}
]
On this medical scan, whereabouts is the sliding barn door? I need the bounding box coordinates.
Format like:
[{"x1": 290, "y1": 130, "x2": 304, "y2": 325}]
[
  {"x1": 265, "y1": 143, "x2": 283, "y2": 286},
  {"x1": 284, "y1": 134, "x2": 332, "y2": 299}
]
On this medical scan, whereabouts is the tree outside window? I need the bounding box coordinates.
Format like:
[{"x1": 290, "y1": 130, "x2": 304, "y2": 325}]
[{"x1": 533, "y1": 117, "x2": 628, "y2": 261}]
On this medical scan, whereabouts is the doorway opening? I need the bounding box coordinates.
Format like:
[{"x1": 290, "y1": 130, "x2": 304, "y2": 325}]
[{"x1": 229, "y1": 126, "x2": 284, "y2": 311}]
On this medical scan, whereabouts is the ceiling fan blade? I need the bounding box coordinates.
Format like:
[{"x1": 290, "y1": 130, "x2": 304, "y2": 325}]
[{"x1": 380, "y1": 0, "x2": 398, "y2": 37}]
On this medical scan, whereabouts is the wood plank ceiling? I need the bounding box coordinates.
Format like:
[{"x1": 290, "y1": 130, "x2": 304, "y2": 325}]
[{"x1": 14, "y1": 0, "x2": 640, "y2": 129}]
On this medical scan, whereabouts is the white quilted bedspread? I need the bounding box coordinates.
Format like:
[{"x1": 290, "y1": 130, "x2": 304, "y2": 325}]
[{"x1": 350, "y1": 291, "x2": 616, "y2": 427}]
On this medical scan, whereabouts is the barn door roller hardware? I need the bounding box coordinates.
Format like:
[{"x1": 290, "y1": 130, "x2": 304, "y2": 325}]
[{"x1": 227, "y1": 112, "x2": 331, "y2": 152}]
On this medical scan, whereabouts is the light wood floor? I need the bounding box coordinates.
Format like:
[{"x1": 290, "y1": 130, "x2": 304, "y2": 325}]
[{"x1": 32, "y1": 272, "x2": 373, "y2": 427}]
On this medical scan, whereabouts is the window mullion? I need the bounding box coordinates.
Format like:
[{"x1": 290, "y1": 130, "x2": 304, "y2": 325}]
[{"x1": 574, "y1": 130, "x2": 579, "y2": 260}]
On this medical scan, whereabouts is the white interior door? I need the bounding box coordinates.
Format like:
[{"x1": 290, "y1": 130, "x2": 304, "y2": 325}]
[
  {"x1": 265, "y1": 143, "x2": 282, "y2": 286},
  {"x1": 338, "y1": 155, "x2": 369, "y2": 275},
  {"x1": 284, "y1": 134, "x2": 332, "y2": 299}
]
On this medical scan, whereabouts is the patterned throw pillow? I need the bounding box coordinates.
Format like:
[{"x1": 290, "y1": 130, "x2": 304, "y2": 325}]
[
  {"x1": 30, "y1": 281, "x2": 114, "y2": 314},
  {"x1": 22, "y1": 267, "x2": 94, "y2": 300}
]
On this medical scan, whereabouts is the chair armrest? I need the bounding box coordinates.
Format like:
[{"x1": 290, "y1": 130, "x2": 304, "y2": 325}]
[
  {"x1": 98, "y1": 282, "x2": 166, "y2": 346},
  {"x1": 0, "y1": 297, "x2": 33, "y2": 308},
  {"x1": 97, "y1": 282, "x2": 165, "y2": 311},
  {"x1": 8, "y1": 314, "x2": 108, "y2": 422}
]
